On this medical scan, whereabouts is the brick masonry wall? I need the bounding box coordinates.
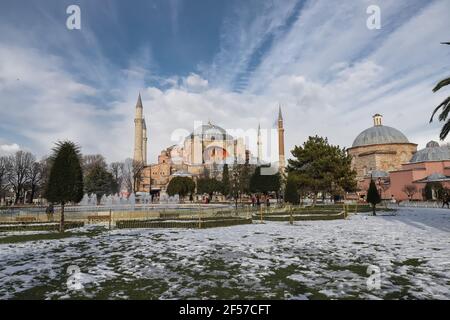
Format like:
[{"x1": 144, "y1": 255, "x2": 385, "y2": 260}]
[{"x1": 348, "y1": 143, "x2": 417, "y2": 181}]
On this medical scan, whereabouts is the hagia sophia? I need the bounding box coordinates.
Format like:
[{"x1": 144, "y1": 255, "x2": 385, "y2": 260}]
[
  {"x1": 131, "y1": 93, "x2": 450, "y2": 201},
  {"x1": 132, "y1": 94, "x2": 286, "y2": 197}
]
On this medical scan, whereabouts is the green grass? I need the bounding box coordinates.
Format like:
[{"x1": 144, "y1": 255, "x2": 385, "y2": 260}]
[
  {"x1": 392, "y1": 258, "x2": 427, "y2": 267},
  {"x1": 0, "y1": 226, "x2": 107, "y2": 244}
]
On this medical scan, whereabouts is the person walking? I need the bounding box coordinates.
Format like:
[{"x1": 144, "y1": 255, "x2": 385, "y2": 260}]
[
  {"x1": 46, "y1": 203, "x2": 54, "y2": 221},
  {"x1": 442, "y1": 192, "x2": 450, "y2": 208}
]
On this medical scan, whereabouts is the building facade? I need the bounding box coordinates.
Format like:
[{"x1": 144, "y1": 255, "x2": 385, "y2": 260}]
[
  {"x1": 349, "y1": 114, "x2": 450, "y2": 201},
  {"x1": 348, "y1": 114, "x2": 417, "y2": 191}
]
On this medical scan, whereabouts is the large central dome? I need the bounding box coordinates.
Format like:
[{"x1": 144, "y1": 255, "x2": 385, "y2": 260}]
[
  {"x1": 188, "y1": 122, "x2": 233, "y2": 140},
  {"x1": 352, "y1": 114, "x2": 409, "y2": 147}
]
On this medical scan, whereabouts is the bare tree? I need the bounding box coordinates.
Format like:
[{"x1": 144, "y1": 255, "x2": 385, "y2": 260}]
[
  {"x1": 122, "y1": 158, "x2": 144, "y2": 194},
  {"x1": 26, "y1": 158, "x2": 48, "y2": 204},
  {"x1": 82, "y1": 154, "x2": 107, "y2": 176},
  {"x1": 0, "y1": 156, "x2": 8, "y2": 204},
  {"x1": 7, "y1": 151, "x2": 34, "y2": 204},
  {"x1": 402, "y1": 184, "x2": 418, "y2": 200}
]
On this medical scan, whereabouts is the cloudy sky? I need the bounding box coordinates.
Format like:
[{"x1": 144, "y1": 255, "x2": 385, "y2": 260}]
[{"x1": 0, "y1": 0, "x2": 449, "y2": 163}]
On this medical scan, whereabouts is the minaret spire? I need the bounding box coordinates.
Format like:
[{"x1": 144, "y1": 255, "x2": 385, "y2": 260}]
[
  {"x1": 257, "y1": 123, "x2": 262, "y2": 164},
  {"x1": 134, "y1": 93, "x2": 144, "y2": 164},
  {"x1": 277, "y1": 104, "x2": 285, "y2": 174},
  {"x1": 143, "y1": 118, "x2": 148, "y2": 165}
]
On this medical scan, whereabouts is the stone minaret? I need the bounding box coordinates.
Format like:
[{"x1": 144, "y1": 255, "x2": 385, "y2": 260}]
[
  {"x1": 133, "y1": 93, "x2": 144, "y2": 163},
  {"x1": 257, "y1": 123, "x2": 262, "y2": 164},
  {"x1": 278, "y1": 105, "x2": 286, "y2": 173},
  {"x1": 143, "y1": 118, "x2": 148, "y2": 165}
]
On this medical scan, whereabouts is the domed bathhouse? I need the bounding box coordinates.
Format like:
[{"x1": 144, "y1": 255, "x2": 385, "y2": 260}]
[{"x1": 347, "y1": 114, "x2": 417, "y2": 198}]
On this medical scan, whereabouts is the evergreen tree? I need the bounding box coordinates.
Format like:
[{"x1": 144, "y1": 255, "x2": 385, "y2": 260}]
[
  {"x1": 288, "y1": 136, "x2": 356, "y2": 206},
  {"x1": 167, "y1": 177, "x2": 196, "y2": 199},
  {"x1": 250, "y1": 165, "x2": 281, "y2": 195},
  {"x1": 222, "y1": 164, "x2": 230, "y2": 197},
  {"x1": 423, "y1": 182, "x2": 444, "y2": 200},
  {"x1": 197, "y1": 178, "x2": 222, "y2": 199},
  {"x1": 284, "y1": 174, "x2": 299, "y2": 205},
  {"x1": 84, "y1": 164, "x2": 116, "y2": 204},
  {"x1": 366, "y1": 179, "x2": 381, "y2": 216},
  {"x1": 45, "y1": 141, "x2": 84, "y2": 232}
]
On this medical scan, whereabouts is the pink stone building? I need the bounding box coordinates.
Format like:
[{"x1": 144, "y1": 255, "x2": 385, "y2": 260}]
[{"x1": 357, "y1": 141, "x2": 450, "y2": 201}]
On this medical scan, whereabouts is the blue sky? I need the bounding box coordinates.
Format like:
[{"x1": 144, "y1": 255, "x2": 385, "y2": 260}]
[{"x1": 0, "y1": 0, "x2": 450, "y2": 162}]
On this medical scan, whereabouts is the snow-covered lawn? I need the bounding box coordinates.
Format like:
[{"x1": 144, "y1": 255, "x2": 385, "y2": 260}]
[{"x1": 0, "y1": 208, "x2": 449, "y2": 299}]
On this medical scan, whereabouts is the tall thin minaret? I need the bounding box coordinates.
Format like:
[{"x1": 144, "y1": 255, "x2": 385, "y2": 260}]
[
  {"x1": 257, "y1": 123, "x2": 262, "y2": 164},
  {"x1": 133, "y1": 93, "x2": 144, "y2": 163},
  {"x1": 277, "y1": 104, "x2": 286, "y2": 174},
  {"x1": 143, "y1": 118, "x2": 148, "y2": 165}
]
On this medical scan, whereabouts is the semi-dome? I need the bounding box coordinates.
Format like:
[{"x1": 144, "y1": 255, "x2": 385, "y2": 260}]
[
  {"x1": 352, "y1": 114, "x2": 410, "y2": 147},
  {"x1": 409, "y1": 141, "x2": 450, "y2": 163}
]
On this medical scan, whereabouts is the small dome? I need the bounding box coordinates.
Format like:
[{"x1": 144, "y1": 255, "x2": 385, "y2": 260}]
[
  {"x1": 410, "y1": 144, "x2": 450, "y2": 163},
  {"x1": 425, "y1": 173, "x2": 447, "y2": 181},
  {"x1": 352, "y1": 125, "x2": 409, "y2": 147},
  {"x1": 426, "y1": 140, "x2": 440, "y2": 148},
  {"x1": 367, "y1": 170, "x2": 389, "y2": 178}
]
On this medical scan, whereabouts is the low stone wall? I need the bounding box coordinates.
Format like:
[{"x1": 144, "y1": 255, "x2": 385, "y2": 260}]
[
  {"x1": 253, "y1": 211, "x2": 345, "y2": 221},
  {"x1": 0, "y1": 221, "x2": 85, "y2": 232},
  {"x1": 115, "y1": 217, "x2": 252, "y2": 229}
]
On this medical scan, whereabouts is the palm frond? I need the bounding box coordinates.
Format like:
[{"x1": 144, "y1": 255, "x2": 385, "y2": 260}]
[
  {"x1": 437, "y1": 97, "x2": 450, "y2": 122},
  {"x1": 430, "y1": 97, "x2": 450, "y2": 122},
  {"x1": 440, "y1": 120, "x2": 450, "y2": 140},
  {"x1": 433, "y1": 77, "x2": 450, "y2": 92}
]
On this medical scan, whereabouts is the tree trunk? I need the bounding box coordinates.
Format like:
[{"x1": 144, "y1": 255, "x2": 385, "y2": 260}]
[
  {"x1": 29, "y1": 186, "x2": 36, "y2": 204},
  {"x1": 14, "y1": 189, "x2": 20, "y2": 205},
  {"x1": 372, "y1": 204, "x2": 376, "y2": 216},
  {"x1": 312, "y1": 193, "x2": 317, "y2": 207},
  {"x1": 60, "y1": 202, "x2": 65, "y2": 233}
]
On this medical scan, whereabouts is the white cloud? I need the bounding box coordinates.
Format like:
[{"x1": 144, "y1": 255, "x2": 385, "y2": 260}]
[
  {"x1": 0, "y1": 143, "x2": 20, "y2": 155},
  {"x1": 184, "y1": 73, "x2": 209, "y2": 91}
]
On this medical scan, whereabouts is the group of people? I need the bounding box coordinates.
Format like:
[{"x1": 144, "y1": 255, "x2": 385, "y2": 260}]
[{"x1": 251, "y1": 195, "x2": 272, "y2": 207}]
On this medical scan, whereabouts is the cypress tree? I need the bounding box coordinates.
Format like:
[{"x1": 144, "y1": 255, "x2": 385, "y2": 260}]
[
  {"x1": 366, "y1": 179, "x2": 381, "y2": 216},
  {"x1": 222, "y1": 164, "x2": 230, "y2": 197},
  {"x1": 45, "y1": 141, "x2": 84, "y2": 232},
  {"x1": 284, "y1": 175, "x2": 299, "y2": 205}
]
